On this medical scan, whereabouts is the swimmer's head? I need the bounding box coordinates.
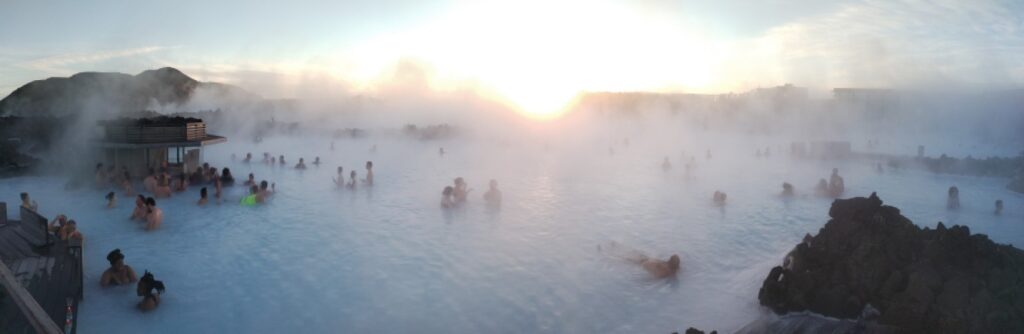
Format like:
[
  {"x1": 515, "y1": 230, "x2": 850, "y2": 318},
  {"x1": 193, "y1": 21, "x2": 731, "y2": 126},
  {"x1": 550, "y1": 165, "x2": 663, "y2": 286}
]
[
  {"x1": 107, "y1": 249, "x2": 125, "y2": 267},
  {"x1": 260, "y1": 180, "x2": 268, "y2": 190},
  {"x1": 366, "y1": 161, "x2": 373, "y2": 169},
  {"x1": 200, "y1": 187, "x2": 208, "y2": 198},
  {"x1": 337, "y1": 166, "x2": 343, "y2": 174},
  {"x1": 20, "y1": 192, "x2": 29, "y2": 201},
  {"x1": 443, "y1": 186, "x2": 454, "y2": 196},
  {"x1": 146, "y1": 197, "x2": 156, "y2": 207},
  {"x1": 138, "y1": 271, "x2": 165, "y2": 297},
  {"x1": 350, "y1": 170, "x2": 356, "y2": 178},
  {"x1": 668, "y1": 255, "x2": 681, "y2": 271},
  {"x1": 106, "y1": 192, "x2": 115, "y2": 200},
  {"x1": 248, "y1": 173, "x2": 254, "y2": 180}
]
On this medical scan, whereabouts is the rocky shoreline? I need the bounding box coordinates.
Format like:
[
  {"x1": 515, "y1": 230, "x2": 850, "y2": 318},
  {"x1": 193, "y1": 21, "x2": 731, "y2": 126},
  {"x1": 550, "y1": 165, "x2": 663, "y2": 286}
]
[{"x1": 756, "y1": 193, "x2": 1024, "y2": 333}]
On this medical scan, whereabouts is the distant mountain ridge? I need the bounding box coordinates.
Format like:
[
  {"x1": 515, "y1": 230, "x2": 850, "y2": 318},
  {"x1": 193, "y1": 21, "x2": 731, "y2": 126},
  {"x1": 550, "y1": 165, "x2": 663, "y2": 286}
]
[{"x1": 0, "y1": 67, "x2": 258, "y2": 117}]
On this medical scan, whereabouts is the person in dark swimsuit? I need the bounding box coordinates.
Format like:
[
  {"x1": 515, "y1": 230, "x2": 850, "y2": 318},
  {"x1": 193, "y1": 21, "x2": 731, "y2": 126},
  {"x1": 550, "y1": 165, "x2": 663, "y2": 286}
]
[
  {"x1": 101, "y1": 249, "x2": 137, "y2": 287},
  {"x1": 137, "y1": 271, "x2": 166, "y2": 312}
]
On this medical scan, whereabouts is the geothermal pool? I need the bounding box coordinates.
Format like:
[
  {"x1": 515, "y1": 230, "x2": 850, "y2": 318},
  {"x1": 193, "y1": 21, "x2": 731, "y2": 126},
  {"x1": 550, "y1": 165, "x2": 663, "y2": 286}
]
[{"x1": 2, "y1": 137, "x2": 1021, "y2": 333}]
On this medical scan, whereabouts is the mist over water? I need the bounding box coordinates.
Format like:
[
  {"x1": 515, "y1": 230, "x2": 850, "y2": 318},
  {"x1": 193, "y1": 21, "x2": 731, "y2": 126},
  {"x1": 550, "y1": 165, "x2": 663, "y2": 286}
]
[{"x1": 3, "y1": 123, "x2": 1021, "y2": 332}]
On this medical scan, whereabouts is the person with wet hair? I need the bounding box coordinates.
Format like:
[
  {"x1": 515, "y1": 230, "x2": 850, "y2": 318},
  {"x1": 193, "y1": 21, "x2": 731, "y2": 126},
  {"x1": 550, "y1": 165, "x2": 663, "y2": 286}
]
[
  {"x1": 364, "y1": 161, "x2": 374, "y2": 185},
  {"x1": 279, "y1": 155, "x2": 286, "y2": 165},
  {"x1": 313, "y1": 156, "x2": 321, "y2": 166},
  {"x1": 947, "y1": 186, "x2": 960, "y2": 209},
  {"x1": 333, "y1": 167, "x2": 345, "y2": 188},
  {"x1": 441, "y1": 186, "x2": 456, "y2": 208},
  {"x1": 101, "y1": 249, "x2": 137, "y2": 287},
  {"x1": 996, "y1": 200, "x2": 1004, "y2": 215},
  {"x1": 20, "y1": 192, "x2": 38, "y2": 211},
  {"x1": 815, "y1": 178, "x2": 829, "y2": 197},
  {"x1": 137, "y1": 271, "x2": 166, "y2": 312},
  {"x1": 105, "y1": 191, "x2": 116, "y2": 208},
  {"x1": 483, "y1": 179, "x2": 502, "y2": 206},
  {"x1": 347, "y1": 170, "x2": 357, "y2": 189},
  {"x1": 145, "y1": 197, "x2": 162, "y2": 230},
  {"x1": 244, "y1": 173, "x2": 256, "y2": 186},
  {"x1": 220, "y1": 168, "x2": 235, "y2": 186},
  {"x1": 198, "y1": 187, "x2": 208, "y2": 206},
  {"x1": 295, "y1": 158, "x2": 307, "y2": 170},
  {"x1": 243, "y1": 152, "x2": 252, "y2": 163},
  {"x1": 131, "y1": 195, "x2": 147, "y2": 221}
]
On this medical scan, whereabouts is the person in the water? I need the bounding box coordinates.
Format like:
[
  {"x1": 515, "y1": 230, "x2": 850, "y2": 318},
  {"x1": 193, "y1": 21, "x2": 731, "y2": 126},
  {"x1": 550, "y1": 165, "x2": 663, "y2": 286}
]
[
  {"x1": 174, "y1": 173, "x2": 188, "y2": 192},
  {"x1": 333, "y1": 167, "x2": 345, "y2": 187},
  {"x1": 441, "y1": 186, "x2": 456, "y2": 208},
  {"x1": 105, "y1": 191, "x2": 116, "y2": 208},
  {"x1": 995, "y1": 199, "x2": 1004, "y2": 215},
  {"x1": 279, "y1": 155, "x2": 286, "y2": 165},
  {"x1": 241, "y1": 185, "x2": 260, "y2": 206},
  {"x1": 244, "y1": 173, "x2": 256, "y2": 186},
  {"x1": 815, "y1": 178, "x2": 829, "y2": 196},
  {"x1": 153, "y1": 174, "x2": 172, "y2": 198},
  {"x1": 662, "y1": 157, "x2": 672, "y2": 171},
  {"x1": 197, "y1": 187, "x2": 208, "y2": 206},
  {"x1": 313, "y1": 157, "x2": 321, "y2": 166},
  {"x1": 257, "y1": 181, "x2": 274, "y2": 203},
  {"x1": 136, "y1": 271, "x2": 165, "y2": 312},
  {"x1": 101, "y1": 249, "x2": 137, "y2": 287},
  {"x1": 828, "y1": 168, "x2": 845, "y2": 197},
  {"x1": 347, "y1": 171, "x2": 357, "y2": 189},
  {"x1": 143, "y1": 168, "x2": 157, "y2": 193},
  {"x1": 220, "y1": 168, "x2": 235, "y2": 186},
  {"x1": 94, "y1": 163, "x2": 107, "y2": 188},
  {"x1": 20, "y1": 192, "x2": 38, "y2": 211},
  {"x1": 781, "y1": 182, "x2": 795, "y2": 197},
  {"x1": 453, "y1": 177, "x2": 470, "y2": 203},
  {"x1": 713, "y1": 191, "x2": 727, "y2": 206},
  {"x1": 59, "y1": 220, "x2": 83, "y2": 241},
  {"x1": 483, "y1": 179, "x2": 502, "y2": 206},
  {"x1": 243, "y1": 152, "x2": 252, "y2": 163},
  {"x1": 189, "y1": 167, "x2": 204, "y2": 185},
  {"x1": 295, "y1": 158, "x2": 307, "y2": 169},
  {"x1": 947, "y1": 186, "x2": 960, "y2": 209},
  {"x1": 599, "y1": 241, "x2": 681, "y2": 279},
  {"x1": 364, "y1": 161, "x2": 374, "y2": 185},
  {"x1": 145, "y1": 197, "x2": 162, "y2": 230},
  {"x1": 131, "y1": 195, "x2": 147, "y2": 221}
]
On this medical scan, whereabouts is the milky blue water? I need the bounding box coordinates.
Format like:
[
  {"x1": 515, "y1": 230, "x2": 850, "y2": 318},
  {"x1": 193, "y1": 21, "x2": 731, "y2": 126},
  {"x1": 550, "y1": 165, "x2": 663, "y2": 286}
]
[{"x1": 1, "y1": 136, "x2": 1021, "y2": 333}]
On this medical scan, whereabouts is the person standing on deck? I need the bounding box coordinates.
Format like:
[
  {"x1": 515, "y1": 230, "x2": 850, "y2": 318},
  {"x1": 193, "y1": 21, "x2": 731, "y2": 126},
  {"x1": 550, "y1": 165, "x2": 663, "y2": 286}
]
[{"x1": 19, "y1": 192, "x2": 37, "y2": 211}]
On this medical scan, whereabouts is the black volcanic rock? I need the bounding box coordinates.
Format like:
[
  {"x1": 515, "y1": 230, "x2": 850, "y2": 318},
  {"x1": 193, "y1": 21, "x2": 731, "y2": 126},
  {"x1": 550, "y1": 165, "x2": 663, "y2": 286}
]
[
  {"x1": 758, "y1": 193, "x2": 1024, "y2": 333},
  {"x1": 0, "y1": 67, "x2": 257, "y2": 117}
]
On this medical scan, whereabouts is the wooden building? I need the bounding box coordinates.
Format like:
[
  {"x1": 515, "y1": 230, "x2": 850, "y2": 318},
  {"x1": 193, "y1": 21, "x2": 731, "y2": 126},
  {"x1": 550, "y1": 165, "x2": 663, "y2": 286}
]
[{"x1": 95, "y1": 117, "x2": 226, "y2": 176}]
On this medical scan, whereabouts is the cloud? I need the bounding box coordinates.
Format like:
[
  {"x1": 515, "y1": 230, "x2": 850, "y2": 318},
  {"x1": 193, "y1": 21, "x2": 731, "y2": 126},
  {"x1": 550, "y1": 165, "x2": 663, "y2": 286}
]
[{"x1": 18, "y1": 45, "x2": 179, "y2": 75}]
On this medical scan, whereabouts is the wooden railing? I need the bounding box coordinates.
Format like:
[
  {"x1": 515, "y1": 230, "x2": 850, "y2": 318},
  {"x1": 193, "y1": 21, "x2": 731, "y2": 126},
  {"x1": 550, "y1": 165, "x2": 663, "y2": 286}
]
[{"x1": 0, "y1": 257, "x2": 63, "y2": 334}]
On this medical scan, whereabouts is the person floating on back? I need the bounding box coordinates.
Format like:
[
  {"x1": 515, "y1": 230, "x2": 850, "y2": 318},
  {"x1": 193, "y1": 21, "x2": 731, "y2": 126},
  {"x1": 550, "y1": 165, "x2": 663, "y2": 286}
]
[
  {"x1": 137, "y1": 271, "x2": 165, "y2": 312},
  {"x1": 598, "y1": 241, "x2": 681, "y2": 279},
  {"x1": 101, "y1": 249, "x2": 137, "y2": 287}
]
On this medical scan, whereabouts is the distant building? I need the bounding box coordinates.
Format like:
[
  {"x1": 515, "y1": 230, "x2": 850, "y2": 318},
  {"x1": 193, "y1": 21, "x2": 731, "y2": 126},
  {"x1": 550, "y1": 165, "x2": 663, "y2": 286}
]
[{"x1": 94, "y1": 117, "x2": 226, "y2": 176}]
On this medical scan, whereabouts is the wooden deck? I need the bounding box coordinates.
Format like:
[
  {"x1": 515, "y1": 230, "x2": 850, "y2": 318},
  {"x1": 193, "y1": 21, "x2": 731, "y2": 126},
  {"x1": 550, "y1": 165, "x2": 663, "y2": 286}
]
[{"x1": 0, "y1": 204, "x2": 83, "y2": 334}]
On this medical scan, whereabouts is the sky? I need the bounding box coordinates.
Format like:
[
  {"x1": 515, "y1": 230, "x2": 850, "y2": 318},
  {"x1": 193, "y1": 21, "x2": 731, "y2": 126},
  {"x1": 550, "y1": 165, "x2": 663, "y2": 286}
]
[{"x1": 1, "y1": 0, "x2": 1023, "y2": 116}]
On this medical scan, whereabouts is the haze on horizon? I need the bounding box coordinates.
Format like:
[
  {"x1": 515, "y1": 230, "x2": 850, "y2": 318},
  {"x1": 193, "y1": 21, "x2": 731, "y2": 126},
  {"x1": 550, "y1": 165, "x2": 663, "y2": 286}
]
[{"x1": 2, "y1": 0, "x2": 1023, "y2": 118}]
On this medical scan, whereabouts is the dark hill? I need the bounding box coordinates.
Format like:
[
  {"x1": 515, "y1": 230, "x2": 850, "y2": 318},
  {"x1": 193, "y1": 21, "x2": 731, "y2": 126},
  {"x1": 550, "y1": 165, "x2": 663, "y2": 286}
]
[{"x1": 0, "y1": 67, "x2": 257, "y2": 117}]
